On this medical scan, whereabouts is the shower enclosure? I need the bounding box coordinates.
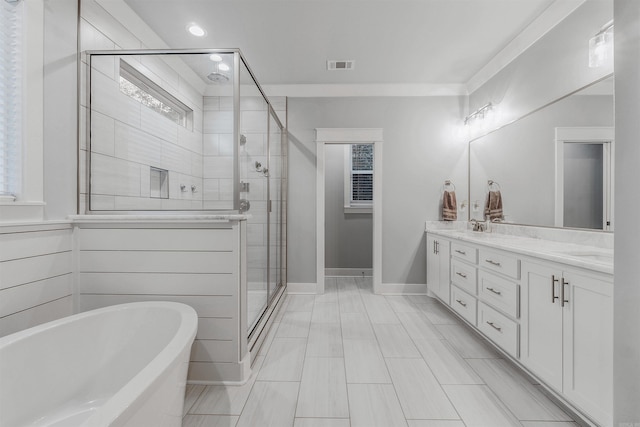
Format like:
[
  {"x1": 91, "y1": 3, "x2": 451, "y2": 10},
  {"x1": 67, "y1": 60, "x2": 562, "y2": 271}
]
[{"x1": 83, "y1": 49, "x2": 287, "y2": 337}]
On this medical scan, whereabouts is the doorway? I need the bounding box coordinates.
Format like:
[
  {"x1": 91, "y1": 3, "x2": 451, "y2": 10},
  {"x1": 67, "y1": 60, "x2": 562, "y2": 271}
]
[
  {"x1": 324, "y1": 143, "x2": 373, "y2": 278},
  {"x1": 555, "y1": 127, "x2": 614, "y2": 231},
  {"x1": 316, "y1": 128, "x2": 383, "y2": 294}
]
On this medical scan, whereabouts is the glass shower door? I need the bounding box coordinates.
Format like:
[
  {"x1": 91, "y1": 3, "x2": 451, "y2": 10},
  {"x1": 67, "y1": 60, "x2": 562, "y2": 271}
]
[
  {"x1": 239, "y1": 61, "x2": 269, "y2": 333},
  {"x1": 268, "y1": 108, "x2": 284, "y2": 300}
]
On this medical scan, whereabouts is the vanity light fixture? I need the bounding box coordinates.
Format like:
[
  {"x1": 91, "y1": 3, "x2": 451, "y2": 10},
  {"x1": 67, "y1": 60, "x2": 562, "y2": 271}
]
[
  {"x1": 464, "y1": 103, "x2": 493, "y2": 126},
  {"x1": 218, "y1": 63, "x2": 230, "y2": 72},
  {"x1": 589, "y1": 20, "x2": 613, "y2": 68},
  {"x1": 209, "y1": 54, "x2": 223, "y2": 62},
  {"x1": 186, "y1": 23, "x2": 206, "y2": 37}
]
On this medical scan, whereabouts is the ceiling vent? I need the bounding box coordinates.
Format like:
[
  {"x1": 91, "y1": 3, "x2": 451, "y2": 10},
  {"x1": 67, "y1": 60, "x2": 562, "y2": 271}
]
[{"x1": 327, "y1": 60, "x2": 355, "y2": 71}]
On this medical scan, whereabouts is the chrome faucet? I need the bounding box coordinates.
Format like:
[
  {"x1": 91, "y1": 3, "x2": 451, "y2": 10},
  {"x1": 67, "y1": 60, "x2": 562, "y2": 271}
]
[{"x1": 470, "y1": 219, "x2": 486, "y2": 232}]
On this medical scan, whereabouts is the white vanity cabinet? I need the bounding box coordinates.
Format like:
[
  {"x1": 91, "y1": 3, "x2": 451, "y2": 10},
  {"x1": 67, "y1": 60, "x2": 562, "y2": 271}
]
[
  {"x1": 521, "y1": 260, "x2": 613, "y2": 426},
  {"x1": 426, "y1": 234, "x2": 451, "y2": 304}
]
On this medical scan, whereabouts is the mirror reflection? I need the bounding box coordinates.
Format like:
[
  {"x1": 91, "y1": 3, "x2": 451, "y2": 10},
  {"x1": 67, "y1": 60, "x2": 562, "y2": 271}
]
[{"x1": 469, "y1": 76, "x2": 614, "y2": 231}]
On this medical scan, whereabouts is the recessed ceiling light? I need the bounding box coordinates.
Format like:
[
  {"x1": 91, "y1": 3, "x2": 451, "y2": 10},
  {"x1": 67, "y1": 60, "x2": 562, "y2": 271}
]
[
  {"x1": 218, "y1": 63, "x2": 230, "y2": 71},
  {"x1": 187, "y1": 23, "x2": 206, "y2": 37},
  {"x1": 209, "y1": 54, "x2": 223, "y2": 62}
]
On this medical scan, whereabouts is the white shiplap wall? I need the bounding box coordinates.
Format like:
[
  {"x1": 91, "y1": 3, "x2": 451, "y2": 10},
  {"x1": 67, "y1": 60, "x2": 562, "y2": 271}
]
[
  {"x1": 0, "y1": 224, "x2": 74, "y2": 337},
  {"x1": 75, "y1": 220, "x2": 249, "y2": 383}
]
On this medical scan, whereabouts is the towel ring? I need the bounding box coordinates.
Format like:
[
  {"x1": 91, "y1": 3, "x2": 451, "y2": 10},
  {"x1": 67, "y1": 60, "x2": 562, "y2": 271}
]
[
  {"x1": 444, "y1": 180, "x2": 456, "y2": 191},
  {"x1": 487, "y1": 180, "x2": 501, "y2": 191}
]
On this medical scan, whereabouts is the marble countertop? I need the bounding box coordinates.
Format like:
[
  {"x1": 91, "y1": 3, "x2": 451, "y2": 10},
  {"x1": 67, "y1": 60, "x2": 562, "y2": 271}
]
[{"x1": 425, "y1": 226, "x2": 613, "y2": 276}]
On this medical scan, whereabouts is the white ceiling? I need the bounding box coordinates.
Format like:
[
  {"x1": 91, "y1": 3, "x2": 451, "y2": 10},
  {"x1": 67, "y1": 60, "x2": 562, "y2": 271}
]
[{"x1": 120, "y1": 0, "x2": 582, "y2": 91}]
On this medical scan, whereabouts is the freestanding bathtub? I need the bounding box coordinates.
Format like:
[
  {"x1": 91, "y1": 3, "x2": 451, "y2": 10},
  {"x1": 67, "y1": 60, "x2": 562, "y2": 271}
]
[{"x1": 0, "y1": 301, "x2": 198, "y2": 427}]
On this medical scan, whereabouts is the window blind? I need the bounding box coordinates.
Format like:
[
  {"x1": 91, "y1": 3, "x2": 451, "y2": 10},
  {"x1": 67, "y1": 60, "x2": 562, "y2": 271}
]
[
  {"x1": 351, "y1": 144, "x2": 373, "y2": 203},
  {"x1": 0, "y1": 0, "x2": 22, "y2": 199}
]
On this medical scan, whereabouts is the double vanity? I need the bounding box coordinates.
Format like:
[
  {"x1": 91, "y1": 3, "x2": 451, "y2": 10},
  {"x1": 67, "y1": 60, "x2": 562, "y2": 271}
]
[{"x1": 426, "y1": 221, "x2": 613, "y2": 427}]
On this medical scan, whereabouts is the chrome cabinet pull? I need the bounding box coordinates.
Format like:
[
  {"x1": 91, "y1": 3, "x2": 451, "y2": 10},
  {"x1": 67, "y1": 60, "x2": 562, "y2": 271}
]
[
  {"x1": 551, "y1": 275, "x2": 559, "y2": 303},
  {"x1": 561, "y1": 278, "x2": 569, "y2": 307},
  {"x1": 455, "y1": 299, "x2": 467, "y2": 307},
  {"x1": 455, "y1": 249, "x2": 466, "y2": 255},
  {"x1": 485, "y1": 259, "x2": 501, "y2": 266},
  {"x1": 456, "y1": 272, "x2": 467, "y2": 279},
  {"x1": 486, "y1": 321, "x2": 502, "y2": 332},
  {"x1": 486, "y1": 287, "x2": 501, "y2": 295}
]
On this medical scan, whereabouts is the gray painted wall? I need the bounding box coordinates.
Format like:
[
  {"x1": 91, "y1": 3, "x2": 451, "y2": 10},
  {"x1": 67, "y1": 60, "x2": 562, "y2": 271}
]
[
  {"x1": 613, "y1": 0, "x2": 640, "y2": 423},
  {"x1": 325, "y1": 144, "x2": 373, "y2": 269},
  {"x1": 287, "y1": 96, "x2": 467, "y2": 284}
]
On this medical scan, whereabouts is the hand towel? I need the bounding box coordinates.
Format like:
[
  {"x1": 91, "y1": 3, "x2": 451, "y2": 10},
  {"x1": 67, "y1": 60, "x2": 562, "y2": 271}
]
[
  {"x1": 484, "y1": 190, "x2": 503, "y2": 221},
  {"x1": 442, "y1": 190, "x2": 457, "y2": 221}
]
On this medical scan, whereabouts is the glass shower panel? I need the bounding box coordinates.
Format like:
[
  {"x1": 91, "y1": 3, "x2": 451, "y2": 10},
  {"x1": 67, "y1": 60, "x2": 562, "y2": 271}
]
[
  {"x1": 268, "y1": 108, "x2": 284, "y2": 299},
  {"x1": 239, "y1": 60, "x2": 269, "y2": 333},
  {"x1": 88, "y1": 52, "x2": 236, "y2": 211}
]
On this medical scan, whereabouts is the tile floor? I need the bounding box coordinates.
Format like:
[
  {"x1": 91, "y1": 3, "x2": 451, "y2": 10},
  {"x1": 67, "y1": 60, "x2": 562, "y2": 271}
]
[{"x1": 182, "y1": 277, "x2": 578, "y2": 427}]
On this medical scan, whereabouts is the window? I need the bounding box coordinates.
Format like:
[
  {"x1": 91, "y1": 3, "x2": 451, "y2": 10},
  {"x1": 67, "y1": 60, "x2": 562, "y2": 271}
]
[
  {"x1": 118, "y1": 60, "x2": 192, "y2": 128},
  {"x1": 0, "y1": 0, "x2": 22, "y2": 200},
  {"x1": 344, "y1": 144, "x2": 373, "y2": 212}
]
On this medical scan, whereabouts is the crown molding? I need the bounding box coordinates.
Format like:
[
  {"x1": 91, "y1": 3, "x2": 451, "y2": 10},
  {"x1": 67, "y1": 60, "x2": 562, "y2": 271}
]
[{"x1": 262, "y1": 83, "x2": 467, "y2": 98}]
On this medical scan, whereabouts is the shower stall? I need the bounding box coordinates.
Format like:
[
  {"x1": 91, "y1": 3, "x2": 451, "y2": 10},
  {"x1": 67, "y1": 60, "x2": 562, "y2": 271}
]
[{"x1": 83, "y1": 49, "x2": 287, "y2": 338}]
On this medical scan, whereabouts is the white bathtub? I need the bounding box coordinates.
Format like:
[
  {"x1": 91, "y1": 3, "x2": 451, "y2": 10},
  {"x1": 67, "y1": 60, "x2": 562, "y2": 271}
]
[{"x1": 0, "y1": 301, "x2": 198, "y2": 427}]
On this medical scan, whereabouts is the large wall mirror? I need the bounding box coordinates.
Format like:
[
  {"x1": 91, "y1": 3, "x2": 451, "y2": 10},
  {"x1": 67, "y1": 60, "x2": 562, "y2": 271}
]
[{"x1": 469, "y1": 75, "x2": 614, "y2": 231}]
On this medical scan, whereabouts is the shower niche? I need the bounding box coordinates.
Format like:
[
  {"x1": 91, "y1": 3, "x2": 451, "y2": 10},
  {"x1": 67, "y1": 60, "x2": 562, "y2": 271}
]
[{"x1": 83, "y1": 49, "x2": 287, "y2": 339}]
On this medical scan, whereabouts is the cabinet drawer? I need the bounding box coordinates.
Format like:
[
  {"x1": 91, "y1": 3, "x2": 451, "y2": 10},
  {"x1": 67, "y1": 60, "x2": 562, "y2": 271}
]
[
  {"x1": 478, "y1": 302, "x2": 519, "y2": 358},
  {"x1": 451, "y1": 286, "x2": 477, "y2": 326},
  {"x1": 451, "y1": 242, "x2": 477, "y2": 264},
  {"x1": 479, "y1": 248, "x2": 520, "y2": 279},
  {"x1": 451, "y1": 259, "x2": 477, "y2": 295},
  {"x1": 478, "y1": 270, "x2": 519, "y2": 318}
]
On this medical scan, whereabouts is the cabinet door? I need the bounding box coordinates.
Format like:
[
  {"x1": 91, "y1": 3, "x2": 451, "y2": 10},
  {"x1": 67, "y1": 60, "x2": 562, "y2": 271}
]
[
  {"x1": 426, "y1": 235, "x2": 439, "y2": 298},
  {"x1": 426, "y1": 235, "x2": 450, "y2": 304},
  {"x1": 562, "y1": 270, "x2": 613, "y2": 426},
  {"x1": 437, "y1": 238, "x2": 451, "y2": 303},
  {"x1": 520, "y1": 261, "x2": 563, "y2": 391}
]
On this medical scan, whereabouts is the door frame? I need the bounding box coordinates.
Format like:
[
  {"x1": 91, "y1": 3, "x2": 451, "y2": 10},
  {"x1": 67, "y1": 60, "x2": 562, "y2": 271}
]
[
  {"x1": 555, "y1": 127, "x2": 614, "y2": 230},
  {"x1": 316, "y1": 128, "x2": 383, "y2": 294}
]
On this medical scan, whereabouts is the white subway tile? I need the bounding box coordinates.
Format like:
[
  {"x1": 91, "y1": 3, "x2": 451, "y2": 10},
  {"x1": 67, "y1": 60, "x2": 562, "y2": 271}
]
[
  {"x1": 219, "y1": 134, "x2": 234, "y2": 156},
  {"x1": 91, "y1": 55, "x2": 116, "y2": 81},
  {"x1": 203, "y1": 156, "x2": 234, "y2": 179},
  {"x1": 141, "y1": 107, "x2": 179, "y2": 144},
  {"x1": 203, "y1": 97, "x2": 219, "y2": 111},
  {"x1": 91, "y1": 111, "x2": 115, "y2": 156},
  {"x1": 203, "y1": 134, "x2": 220, "y2": 156},
  {"x1": 204, "y1": 111, "x2": 234, "y2": 133},
  {"x1": 114, "y1": 121, "x2": 162, "y2": 166},
  {"x1": 241, "y1": 111, "x2": 268, "y2": 133},
  {"x1": 162, "y1": 141, "x2": 192, "y2": 175}
]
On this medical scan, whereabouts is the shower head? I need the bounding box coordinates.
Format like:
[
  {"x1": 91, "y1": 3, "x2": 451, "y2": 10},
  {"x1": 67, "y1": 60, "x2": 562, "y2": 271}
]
[{"x1": 206, "y1": 72, "x2": 229, "y2": 84}]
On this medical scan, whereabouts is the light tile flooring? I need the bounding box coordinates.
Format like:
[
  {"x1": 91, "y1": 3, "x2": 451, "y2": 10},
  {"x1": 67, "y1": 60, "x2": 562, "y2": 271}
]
[{"x1": 182, "y1": 277, "x2": 578, "y2": 427}]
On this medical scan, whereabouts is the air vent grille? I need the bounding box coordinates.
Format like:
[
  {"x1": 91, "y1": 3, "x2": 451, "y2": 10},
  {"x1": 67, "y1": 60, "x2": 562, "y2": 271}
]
[{"x1": 327, "y1": 60, "x2": 355, "y2": 71}]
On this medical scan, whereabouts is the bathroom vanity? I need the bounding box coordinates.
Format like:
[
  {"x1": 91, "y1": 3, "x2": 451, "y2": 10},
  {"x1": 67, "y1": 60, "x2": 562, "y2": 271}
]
[{"x1": 426, "y1": 223, "x2": 612, "y2": 427}]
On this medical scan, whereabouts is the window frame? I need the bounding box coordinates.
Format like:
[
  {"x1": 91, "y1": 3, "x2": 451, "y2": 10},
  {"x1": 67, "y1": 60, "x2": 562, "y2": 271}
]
[
  {"x1": 119, "y1": 60, "x2": 193, "y2": 129},
  {"x1": 343, "y1": 143, "x2": 373, "y2": 214}
]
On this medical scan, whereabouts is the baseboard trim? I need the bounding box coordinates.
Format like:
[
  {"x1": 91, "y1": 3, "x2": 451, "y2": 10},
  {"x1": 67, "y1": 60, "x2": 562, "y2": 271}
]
[
  {"x1": 325, "y1": 268, "x2": 373, "y2": 277},
  {"x1": 377, "y1": 283, "x2": 428, "y2": 295},
  {"x1": 286, "y1": 282, "x2": 317, "y2": 294}
]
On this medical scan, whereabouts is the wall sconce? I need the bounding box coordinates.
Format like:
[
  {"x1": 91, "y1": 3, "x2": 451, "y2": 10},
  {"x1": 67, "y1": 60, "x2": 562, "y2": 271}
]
[
  {"x1": 462, "y1": 102, "x2": 499, "y2": 139},
  {"x1": 459, "y1": 200, "x2": 468, "y2": 212},
  {"x1": 589, "y1": 20, "x2": 614, "y2": 68}
]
